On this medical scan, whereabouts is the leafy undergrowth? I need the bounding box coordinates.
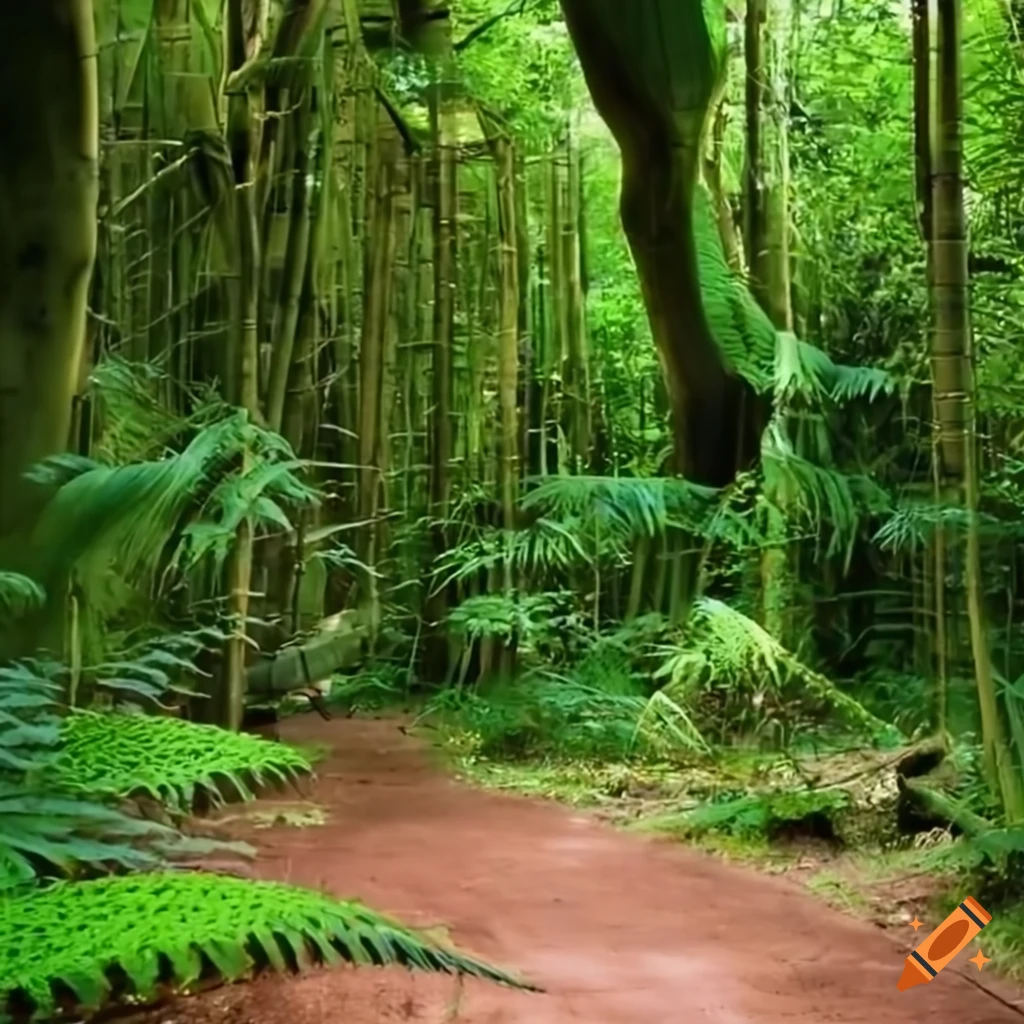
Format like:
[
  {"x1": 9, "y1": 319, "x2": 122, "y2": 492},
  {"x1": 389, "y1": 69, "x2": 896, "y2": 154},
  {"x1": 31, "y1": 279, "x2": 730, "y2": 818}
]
[
  {"x1": 52, "y1": 712, "x2": 312, "y2": 812},
  {"x1": 0, "y1": 872, "x2": 533, "y2": 1022},
  {"x1": 452, "y1": 755, "x2": 692, "y2": 810}
]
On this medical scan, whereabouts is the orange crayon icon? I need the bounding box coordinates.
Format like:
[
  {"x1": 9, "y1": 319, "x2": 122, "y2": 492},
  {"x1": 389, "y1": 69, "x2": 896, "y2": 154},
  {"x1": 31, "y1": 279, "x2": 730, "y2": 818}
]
[{"x1": 897, "y1": 896, "x2": 991, "y2": 991}]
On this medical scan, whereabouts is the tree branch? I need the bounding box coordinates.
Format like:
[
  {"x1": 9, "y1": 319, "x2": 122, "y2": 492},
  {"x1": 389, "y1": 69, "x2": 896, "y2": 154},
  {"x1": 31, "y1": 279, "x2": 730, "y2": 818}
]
[{"x1": 453, "y1": 0, "x2": 532, "y2": 53}]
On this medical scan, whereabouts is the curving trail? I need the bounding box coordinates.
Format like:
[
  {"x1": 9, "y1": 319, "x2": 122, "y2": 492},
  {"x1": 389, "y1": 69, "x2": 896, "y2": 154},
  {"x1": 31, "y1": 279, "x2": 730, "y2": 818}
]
[{"x1": 152, "y1": 717, "x2": 1024, "y2": 1024}]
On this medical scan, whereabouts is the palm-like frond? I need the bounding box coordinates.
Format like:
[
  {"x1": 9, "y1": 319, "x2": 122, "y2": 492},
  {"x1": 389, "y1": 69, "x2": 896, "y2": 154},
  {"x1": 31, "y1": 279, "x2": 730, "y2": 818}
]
[
  {"x1": 873, "y1": 501, "x2": 1007, "y2": 552},
  {"x1": 88, "y1": 359, "x2": 197, "y2": 464},
  {"x1": 694, "y1": 187, "x2": 776, "y2": 392},
  {"x1": 761, "y1": 422, "x2": 891, "y2": 560},
  {"x1": 432, "y1": 520, "x2": 589, "y2": 591},
  {"x1": 0, "y1": 786, "x2": 179, "y2": 893},
  {"x1": 27, "y1": 409, "x2": 319, "y2": 593},
  {"x1": 0, "y1": 660, "x2": 65, "y2": 775},
  {"x1": 0, "y1": 660, "x2": 250, "y2": 894},
  {"x1": 0, "y1": 575, "x2": 45, "y2": 621},
  {"x1": 1, "y1": 872, "x2": 535, "y2": 1020},
  {"x1": 523, "y1": 474, "x2": 724, "y2": 538},
  {"x1": 773, "y1": 332, "x2": 897, "y2": 406}
]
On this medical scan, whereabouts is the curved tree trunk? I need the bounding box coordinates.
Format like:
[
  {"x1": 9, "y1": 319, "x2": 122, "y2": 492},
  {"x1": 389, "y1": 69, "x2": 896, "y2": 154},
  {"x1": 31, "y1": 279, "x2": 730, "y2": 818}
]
[
  {"x1": 0, "y1": 0, "x2": 99, "y2": 544},
  {"x1": 558, "y1": 0, "x2": 762, "y2": 488}
]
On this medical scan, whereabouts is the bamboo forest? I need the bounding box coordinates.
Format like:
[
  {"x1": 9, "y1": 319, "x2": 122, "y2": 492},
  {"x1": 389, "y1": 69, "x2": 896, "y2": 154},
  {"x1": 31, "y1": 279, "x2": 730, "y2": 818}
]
[{"x1": 5, "y1": 0, "x2": 1024, "y2": 1020}]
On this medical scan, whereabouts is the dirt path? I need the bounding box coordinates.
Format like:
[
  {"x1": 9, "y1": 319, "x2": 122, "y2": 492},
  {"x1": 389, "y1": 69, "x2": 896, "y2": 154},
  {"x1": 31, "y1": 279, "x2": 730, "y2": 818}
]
[{"x1": 153, "y1": 716, "x2": 1024, "y2": 1024}]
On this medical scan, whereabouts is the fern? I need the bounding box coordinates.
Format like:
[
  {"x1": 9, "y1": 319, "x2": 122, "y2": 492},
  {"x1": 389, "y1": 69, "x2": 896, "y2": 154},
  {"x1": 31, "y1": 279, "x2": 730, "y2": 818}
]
[
  {"x1": 0, "y1": 575, "x2": 45, "y2": 621},
  {"x1": 0, "y1": 872, "x2": 534, "y2": 1021},
  {"x1": 0, "y1": 787, "x2": 228, "y2": 894},
  {"x1": 873, "y1": 500, "x2": 1005, "y2": 552},
  {"x1": 87, "y1": 359, "x2": 197, "y2": 464},
  {"x1": 773, "y1": 331, "x2": 897, "y2": 407},
  {"x1": 656, "y1": 598, "x2": 898, "y2": 741},
  {"x1": 520, "y1": 475, "x2": 760, "y2": 559},
  {"x1": 52, "y1": 713, "x2": 312, "y2": 812},
  {"x1": 0, "y1": 662, "x2": 250, "y2": 893},
  {"x1": 761, "y1": 422, "x2": 891, "y2": 560},
  {"x1": 694, "y1": 186, "x2": 776, "y2": 392},
  {"x1": 0, "y1": 660, "x2": 64, "y2": 775}
]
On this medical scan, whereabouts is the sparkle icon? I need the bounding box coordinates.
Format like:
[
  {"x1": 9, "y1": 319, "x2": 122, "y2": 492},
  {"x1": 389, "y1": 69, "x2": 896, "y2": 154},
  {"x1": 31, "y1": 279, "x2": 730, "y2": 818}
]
[{"x1": 969, "y1": 950, "x2": 990, "y2": 971}]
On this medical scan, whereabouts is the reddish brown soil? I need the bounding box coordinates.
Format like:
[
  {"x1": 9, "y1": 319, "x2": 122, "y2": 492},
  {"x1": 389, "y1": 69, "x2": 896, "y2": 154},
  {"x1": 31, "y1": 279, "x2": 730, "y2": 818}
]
[{"x1": 146, "y1": 716, "x2": 1024, "y2": 1024}]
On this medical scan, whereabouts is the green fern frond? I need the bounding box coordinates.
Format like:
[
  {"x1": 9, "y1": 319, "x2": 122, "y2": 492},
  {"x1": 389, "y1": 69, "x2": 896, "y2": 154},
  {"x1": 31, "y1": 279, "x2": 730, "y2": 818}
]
[
  {"x1": 52, "y1": 713, "x2": 312, "y2": 812},
  {"x1": 773, "y1": 333, "x2": 897, "y2": 407},
  {"x1": 0, "y1": 663, "x2": 251, "y2": 892},
  {"x1": 761, "y1": 423, "x2": 891, "y2": 558},
  {"x1": 27, "y1": 408, "x2": 319, "y2": 592},
  {"x1": 0, "y1": 660, "x2": 65, "y2": 774},
  {"x1": 694, "y1": 187, "x2": 776, "y2": 392},
  {"x1": 523, "y1": 474, "x2": 723, "y2": 538},
  {"x1": 829, "y1": 363, "x2": 897, "y2": 404},
  {"x1": 657, "y1": 598, "x2": 896, "y2": 739},
  {"x1": 28, "y1": 413, "x2": 248, "y2": 585},
  {"x1": 0, "y1": 872, "x2": 535, "y2": 1020},
  {"x1": 0, "y1": 575, "x2": 45, "y2": 621},
  {"x1": 87, "y1": 359, "x2": 198, "y2": 464},
  {"x1": 0, "y1": 786, "x2": 180, "y2": 893},
  {"x1": 873, "y1": 501, "x2": 1005, "y2": 552}
]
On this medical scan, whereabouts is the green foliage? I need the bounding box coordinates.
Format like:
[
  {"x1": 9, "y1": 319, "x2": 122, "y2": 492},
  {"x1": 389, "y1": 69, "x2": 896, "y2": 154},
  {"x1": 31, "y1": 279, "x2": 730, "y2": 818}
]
[
  {"x1": 656, "y1": 599, "x2": 899, "y2": 745},
  {"x1": 450, "y1": 0, "x2": 582, "y2": 147},
  {"x1": 29, "y1": 405, "x2": 318, "y2": 591},
  {"x1": 447, "y1": 591, "x2": 588, "y2": 661},
  {"x1": 648, "y1": 789, "x2": 851, "y2": 842},
  {"x1": 52, "y1": 712, "x2": 311, "y2": 812},
  {"x1": 0, "y1": 659, "x2": 246, "y2": 894},
  {"x1": 694, "y1": 187, "x2": 776, "y2": 392},
  {"x1": 427, "y1": 648, "x2": 706, "y2": 763},
  {"x1": 523, "y1": 474, "x2": 728, "y2": 540},
  {"x1": 0, "y1": 660, "x2": 63, "y2": 775},
  {"x1": 760, "y1": 420, "x2": 891, "y2": 560},
  {"x1": 0, "y1": 788, "x2": 186, "y2": 895},
  {"x1": 0, "y1": 575, "x2": 45, "y2": 621},
  {"x1": 0, "y1": 872, "x2": 532, "y2": 1021}
]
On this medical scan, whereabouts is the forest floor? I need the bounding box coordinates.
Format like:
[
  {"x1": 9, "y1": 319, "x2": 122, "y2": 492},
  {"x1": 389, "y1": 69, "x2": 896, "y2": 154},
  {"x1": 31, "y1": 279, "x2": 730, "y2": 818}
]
[{"x1": 137, "y1": 715, "x2": 1024, "y2": 1024}]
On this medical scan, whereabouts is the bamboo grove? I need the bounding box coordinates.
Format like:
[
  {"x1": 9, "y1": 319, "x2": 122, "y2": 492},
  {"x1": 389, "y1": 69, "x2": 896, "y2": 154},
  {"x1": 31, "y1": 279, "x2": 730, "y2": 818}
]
[{"x1": 4, "y1": 0, "x2": 1024, "y2": 826}]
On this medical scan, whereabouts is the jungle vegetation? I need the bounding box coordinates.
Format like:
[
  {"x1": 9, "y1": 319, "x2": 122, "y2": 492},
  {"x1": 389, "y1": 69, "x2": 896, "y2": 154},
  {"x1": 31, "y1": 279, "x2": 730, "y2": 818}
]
[{"x1": 2, "y1": 0, "x2": 1024, "y2": 1017}]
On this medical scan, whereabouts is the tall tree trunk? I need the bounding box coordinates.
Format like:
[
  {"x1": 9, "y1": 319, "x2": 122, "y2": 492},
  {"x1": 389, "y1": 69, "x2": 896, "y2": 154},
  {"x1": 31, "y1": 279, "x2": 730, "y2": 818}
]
[
  {"x1": 424, "y1": 68, "x2": 458, "y2": 679},
  {"x1": 703, "y1": 101, "x2": 744, "y2": 272},
  {"x1": 757, "y1": 0, "x2": 798, "y2": 648},
  {"x1": 219, "y1": 0, "x2": 265, "y2": 731},
  {"x1": 0, "y1": 0, "x2": 99, "y2": 546},
  {"x1": 563, "y1": 130, "x2": 592, "y2": 470},
  {"x1": 744, "y1": 0, "x2": 768, "y2": 296},
  {"x1": 490, "y1": 134, "x2": 520, "y2": 598},
  {"x1": 912, "y1": 0, "x2": 949, "y2": 731},
  {"x1": 931, "y1": 0, "x2": 1023, "y2": 819}
]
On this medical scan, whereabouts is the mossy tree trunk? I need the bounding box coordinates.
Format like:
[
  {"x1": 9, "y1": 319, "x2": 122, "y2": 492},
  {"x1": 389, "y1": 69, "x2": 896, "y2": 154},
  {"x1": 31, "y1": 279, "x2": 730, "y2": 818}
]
[{"x1": 0, "y1": 1, "x2": 99, "y2": 549}]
